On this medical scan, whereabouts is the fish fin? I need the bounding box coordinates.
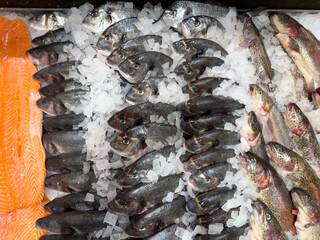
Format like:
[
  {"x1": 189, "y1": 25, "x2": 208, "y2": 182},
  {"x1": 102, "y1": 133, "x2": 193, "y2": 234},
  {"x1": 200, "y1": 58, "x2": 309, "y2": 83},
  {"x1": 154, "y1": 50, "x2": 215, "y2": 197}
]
[{"x1": 287, "y1": 37, "x2": 300, "y2": 53}]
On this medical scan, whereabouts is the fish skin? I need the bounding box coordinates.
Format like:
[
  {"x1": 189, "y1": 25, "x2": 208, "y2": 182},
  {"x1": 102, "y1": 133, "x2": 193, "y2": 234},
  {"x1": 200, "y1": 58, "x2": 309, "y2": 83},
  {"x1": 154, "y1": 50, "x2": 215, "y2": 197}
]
[
  {"x1": 249, "y1": 84, "x2": 291, "y2": 148},
  {"x1": 96, "y1": 17, "x2": 140, "y2": 56},
  {"x1": 194, "y1": 224, "x2": 249, "y2": 240},
  {"x1": 45, "y1": 171, "x2": 96, "y2": 193},
  {"x1": 107, "y1": 35, "x2": 162, "y2": 69},
  {"x1": 240, "y1": 152, "x2": 296, "y2": 234},
  {"x1": 45, "y1": 152, "x2": 87, "y2": 173},
  {"x1": 174, "y1": 57, "x2": 224, "y2": 81},
  {"x1": 28, "y1": 12, "x2": 67, "y2": 30},
  {"x1": 115, "y1": 146, "x2": 175, "y2": 187},
  {"x1": 43, "y1": 114, "x2": 86, "y2": 132},
  {"x1": 32, "y1": 28, "x2": 69, "y2": 47},
  {"x1": 284, "y1": 103, "x2": 320, "y2": 177},
  {"x1": 39, "y1": 79, "x2": 83, "y2": 97},
  {"x1": 125, "y1": 196, "x2": 186, "y2": 238},
  {"x1": 181, "y1": 77, "x2": 228, "y2": 97},
  {"x1": 108, "y1": 174, "x2": 181, "y2": 216},
  {"x1": 266, "y1": 142, "x2": 320, "y2": 204},
  {"x1": 145, "y1": 224, "x2": 183, "y2": 240},
  {"x1": 110, "y1": 123, "x2": 177, "y2": 159},
  {"x1": 42, "y1": 130, "x2": 85, "y2": 155},
  {"x1": 36, "y1": 210, "x2": 108, "y2": 234},
  {"x1": 119, "y1": 51, "x2": 173, "y2": 83}
]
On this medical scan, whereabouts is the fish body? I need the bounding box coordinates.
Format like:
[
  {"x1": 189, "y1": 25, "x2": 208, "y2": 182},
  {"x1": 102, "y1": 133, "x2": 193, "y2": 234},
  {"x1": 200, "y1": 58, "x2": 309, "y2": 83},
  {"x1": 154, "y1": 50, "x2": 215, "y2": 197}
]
[
  {"x1": 43, "y1": 114, "x2": 86, "y2": 132},
  {"x1": 28, "y1": 12, "x2": 67, "y2": 30},
  {"x1": 39, "y1": 79, "x2": 83, "y2": 97},
  {"x1": 145, "y1": 224, "x2": 183, "y2": 240},
  {"x1": 32, "y1": 28, "x2": 69, "y2": 46},
  {"x1": 45, "y1": 152, "x2": 87, "y2": 173},
  {"x1": 181, "y1": 77, "x2": 228, "y2": 97}
]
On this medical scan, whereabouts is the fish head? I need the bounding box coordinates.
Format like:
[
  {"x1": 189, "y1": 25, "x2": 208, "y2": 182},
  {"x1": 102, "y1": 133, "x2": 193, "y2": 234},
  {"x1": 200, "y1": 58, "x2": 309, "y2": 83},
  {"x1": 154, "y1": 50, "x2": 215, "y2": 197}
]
[
  {"x1": 249, "y1": 84, "x2": 272, "y2": 116},
  {"x1": 106, "y1": 47, "x2": 127, "y2": 68},
  {"x1": 180, "y1": 16, "x2": 205, "y2": 37},
  {"x1": 125, "y1": 83, "x2": 154, "y2": 104},
  {"x1": 36, "y1": 216, "x2": 61, "y2": 232},
  {"x1": 266, "y1": 142, "x2": 297, "y2": 172},
  {"x1": 241, "y1": 111, "x2": 261, "y2": 147},
  {"x1": 44, "y1": 174, "x2": 72, "y2": 192},
  {"x1": 43, "y1": 201, "x2": 63, "y2": 214},
  {"x1": 36, "y1": 97, "x2": 67, "y2": 115},
  {"x1": 240, "y1": 152, "x2": 267, "y2": 183},
  {"x1": 182, "y1": 155, "x2": 202, "y2": 172},
  {"x1": 188, "y1": 170, "x2": 218, "y2": 191},
  {"x1": 39, "y1": 86, "x2": 56, "y2": 97},
  {"x1": 96, "y1": 30, "x2": 117, "y2": 56},
  {"x1": 31, "y1": 36, "x2": 47, "y2": 47},
  {"x1": 181, "y1": 81, "x2": 199, "y2": 95},
  {"x1": 179, "y1": 118, "x2": 200, "y2": 135},
  {"x1": 82, "y1": 6, "x2": 111, "y2": 33},
  {"x1": 28, "y1": 13, "x2": 53, "y2": 30},
  {"x1": 33, "y1": 71, "x2": 64, "y2": 84},
  {"x1": 26, "y1": 48, "x2": 46, "y2": 65},
  {"x1": 175, "y1": 61, "x2": 198, "y2": 81},
  {"x1": 186, "y1": 195, "x2": 210, "y2": 215},
  {"x1": 269, "y1": 12, "x2": 299, "y2": 38},
  {"x1": 115, "y1": 168, "x2": 142, "y2": 187},
  {"x1": 107, "y1": 195, "x2": 145, "y2": 215},
  {"x1": 159, "y1": 1, "x2": 189, "y2": 29},
  {"x1": 119, "y1": 55, "x2": 150, "y2": 83},
  {"x1": 284, "y1": 103, "x2": 306, "y2": 137},
  {"x1": 172, "y1": 39, "x2": 198, "y2": 58},
  {"x1": 107, "y1": 109, "x2": 137, "y2": 132},
  {"x1": 110, "y1": 133, "x2": 145, "y2": 158},
  {"x1": 184, "y1": 134, "x2": 213, "y2": 154}
]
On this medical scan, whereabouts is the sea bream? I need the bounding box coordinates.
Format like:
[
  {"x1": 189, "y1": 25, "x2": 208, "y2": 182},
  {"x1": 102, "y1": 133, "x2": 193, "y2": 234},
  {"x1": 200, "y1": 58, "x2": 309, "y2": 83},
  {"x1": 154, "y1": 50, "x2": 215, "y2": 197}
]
[
  {"x1": 43, "y1": 114, "x2": 86, "y2": 132},
  {"x1": 28, "y1": 12, "x2": 67, "y2": 30},
  {"x1": 45, "y1": 152, "x2": 88, "y2": 173},
  {"x1": 39, "y1": 79, "x2": 83, "y2": 97},
  {"x1": 32, "y1": 28, "x2": 69, "y2": 47},
  {"x1": 181, "y1": 77, "x2": 228, "y2": 97}
]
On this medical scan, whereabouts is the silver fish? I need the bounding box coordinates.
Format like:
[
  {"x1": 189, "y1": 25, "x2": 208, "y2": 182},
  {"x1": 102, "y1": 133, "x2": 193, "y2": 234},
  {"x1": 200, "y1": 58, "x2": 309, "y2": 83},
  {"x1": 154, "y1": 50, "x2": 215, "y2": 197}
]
[{"x1": 28, "y1": 12, "x2": 67, "y2": 30}]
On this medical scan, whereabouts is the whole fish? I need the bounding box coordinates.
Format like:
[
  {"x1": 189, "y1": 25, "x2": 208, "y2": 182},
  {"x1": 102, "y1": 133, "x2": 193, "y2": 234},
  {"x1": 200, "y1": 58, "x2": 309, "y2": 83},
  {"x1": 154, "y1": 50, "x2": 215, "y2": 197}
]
[
  {"x1": 177, "y1": 95, "x2": 244, "y2": 118},
  {"x1": 174, "y1": 57, "x2": 224, "y2": 81},
  {"x1": 96, "y1": 17, "x2": 140, "y2": 56},
  {"x1": 83, "y1": 2, "x2": 139, "y2": 33},
  {"x1": 186, "y1": 187, "x2": 235, "y2": 215},
  {"x1": 36, "y1": 210, "x2": 107, "y2": 234},
  {"x1": 115, "y1": 146, "x2": 175, "y2": 187},
  {"x1": 194, "y1": 224, "x2": 249, "y2": 240},
  {"x1": 28, "y1": 12, "x2": 67, "y2": 30},
  {"x1": 110, "y1": 123, "x2": 177, "y2": 159},
  {"x1": 291, "y1": 188, "x2": 320, "y2": 240},
  {"x1": 240, "y1": 111, "x2": 267, "y2": 160},
  {"x1": 240, "y1": 152, "x2": 296, "y2": 234},
  {"x1": 107, "y1": 102, "x2": 175, "y2": 132},
  {"x1": 108, "y1": 174, "x2": 181, "y2": 216},
  {"x1": 32, "y1": 28, "x2": 69, "y2": 47},
  {"x1": 26, "y1": 41, "x2": 73, "y2": 66},
  {"x1": 179, "y1": 15, "x2": 225, "y2": 38},
  {"x1": 181, "y1": 77, "x2": 228, "y2": 97},
  {"x1": 36, "y1": 89, "x2": 87, "y2": 116},
  {"x1": 249, "y1": 84, "x2": 291, "y2": 148},
  {"x1": 184, "y1": 129, "x2": 239, "y2": 154},
  {"x1": 32, "y1": 61, "x2": 78, "y2": 84},
  {"x1": 180, "y1": 113, "x2": 237, "y2": 135},
  {"x1": 284, "y1": 103, "x2": 320, "y2": 177},
  {"x1": 43, "y1": 114, "x2": 86, "y2": 132},
  {"x1": 159, "y1": 1, "x2": 229, "y2": 29},
  {"x1": 125, "y1": 76, "x2": 167, "y2": 104},
  {"x1": 107, "y1": 35, "x2": 162, "y2": 69},
  {"x1": 173, "y1": 39, "x2": 227, "y2": 60},
  {"x1": 39, "y1": 79, "x2": 83, "y2": 97},
  {"x1": 45, "y1": 152, "x2": 87, "y2": 173},
  {"x1": 119, "y1": 51, "x2": 173, "y2": 83},
  {"x1": 126, "y1": 196, "x2": 186, "y2": 238},
  {"x1": 145, "y1": 224, "x2": 184, "y2": 240},
  {"x1": 250, "y1": 200, "x2": 288, "y2": 240},
  {"x1": 182, "y1": 148, "x2": 235, "y2": 172},
  {"x1": 188, "y1": 163, "x2": 233, "y2": 192},
  {"x1": 266, "y1": 142, "x2": 320, "y2": 204},
  {"x1": 45, "y1": 171, "x2": 95, "y2": 193},
  {"x1": 42, "y1": 130, "x2": 85, "y2": 155}
]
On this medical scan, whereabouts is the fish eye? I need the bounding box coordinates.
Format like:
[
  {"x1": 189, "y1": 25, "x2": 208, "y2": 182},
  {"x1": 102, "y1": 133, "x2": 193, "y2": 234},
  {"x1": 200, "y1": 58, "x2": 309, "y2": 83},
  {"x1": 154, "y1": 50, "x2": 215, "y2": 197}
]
[
  {"x1": 266, "y1": 213, "x2": 272, "y2": 221},
  {"x1": 34, "y1": 50, "x2": 42, "y2": 58},
  {"x1": 305, "y1": 194, "x2": 311, "y2": 201},
  {"x1": 121, "y1": 137, "x2": 130, "y2": 145},
  {"x1": 137, "y1": 89, "x2": 144, "y2": 95},
  {"x1": 102, "y1": 35, "x2": 110, "y2": 41},
  {"x1": 120, "y1": 118, "x2": 126, "y2": 124},
  {"x1": 258, "y1": 91, "x2": 262, "y2": 95},
  {"x1": 305, "y1": 223, "x2": 310, "y2": 229},
  {"x1": 41, "y1": 100, "x2": 49, "y2": 108},
  {"x1": 277, "y1": 147, "x2": 283, "y2": 153},
  {"x1": 89, "y1": 11, "x2": 99, "y2": 17},
  {"x1": 133, "y1": 63, "x2": 140, "y2": 69},
  {"x1": 137, "y1": 226, "x2": 146, "y2": 231},
  {"x1": 119, "y1": 53, "x2": 125, "y2": 59},
  {"x1": 204, "y1": 178, "x2": 211, "y2": 183},
  {"x1": 194, "y1": 19, "x2": 200, "y2": 27},
  {"x1": 185, "y1": 45, "x2": 190, "y2": 51},
  {"x1": 251, "y1": 158, "x2": 256, "y2": 164},
  {"x1": 122, "y1": 203, "x2": 128, "y2": 209},
  {"x1": 169, "y1": 10, "x2": 177, "y2": 16},
  {"x1": 132, "y1": 172, "x2": 138, "y2": 178}
]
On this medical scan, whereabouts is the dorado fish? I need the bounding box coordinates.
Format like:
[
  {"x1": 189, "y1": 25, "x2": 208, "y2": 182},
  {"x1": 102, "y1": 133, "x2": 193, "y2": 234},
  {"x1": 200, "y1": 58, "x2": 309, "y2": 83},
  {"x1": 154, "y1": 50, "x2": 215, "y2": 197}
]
[
  {"x1": 43, "y1": 114, "x2": 86, "y2": 132},
  {"x1": 39, "y1": 79, "x2": 83, "y2": 97},
  {"x1": 28, "y1": 12, "x2": 67, "y2": 30},
  {"x1": 45, "y1": 152, "x2": 88, "y2": 173},
  {"x1": 32, "y1": 28, "x2": 69, "y2": 47},
  {"x1": 181, "y1": 77, "x2": 228, "y2": 97}
]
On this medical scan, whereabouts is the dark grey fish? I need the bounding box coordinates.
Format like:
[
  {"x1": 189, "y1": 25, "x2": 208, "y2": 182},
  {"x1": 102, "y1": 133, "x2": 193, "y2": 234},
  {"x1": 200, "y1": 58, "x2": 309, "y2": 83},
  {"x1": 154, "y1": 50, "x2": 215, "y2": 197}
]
[
  {"x1": 42, "y1": 130, "x2": 85, "y2": 155},
  {"x1": 119, "y1": 51, "x2": 173, "y2": 83},
  {"x1": 174, "y1": 57, "x2": 224, "y2": 81},
  {"x1": 43, "y1": 114, "x2": 86, "y2": 132},
  {"x1": 145, "y1": 224, "x2": 184, "y2": 240},
  {"x1": 36, "y1": 210, "x2": 107, "y2": 234},
  {"x1": 39, "y1": 79, "x2": 83, "y2": 97},
  {"x1": 45, "y1": 152, "x2": 87, "y2": 173},
  {"x1": 45, "y1": 171, "x2": 95, "y2": 193},
  {"x1": 32, "y1": 28, "x2": 69, "y2": 47},
  {"x1": 194, "y1": 224, "x2": 249, "y2": 240},
  {"x1": 39, "y1": 235, "x2": 89, "y2": 240},
  {"x1": 28, "y1": 12, "x2": 67, "y2": 30},
  {"x1": 26, "y1": 41, "x2": 73, "y2": 66},
  {"x1": 181, "y1": 77, "x2": 228, "y2": 97}
]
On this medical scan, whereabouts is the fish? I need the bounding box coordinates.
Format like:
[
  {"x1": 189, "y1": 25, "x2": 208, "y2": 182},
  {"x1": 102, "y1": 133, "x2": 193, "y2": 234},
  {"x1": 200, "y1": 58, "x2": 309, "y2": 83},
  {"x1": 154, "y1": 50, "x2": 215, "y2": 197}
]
[
  {"x1": 108, "y1": 174, "x2": 181, "y2": 216},
  {"x1": 45, "y1": 171, "x2": 96, "y2": 193},
  {"x1": 0, "y1": 17, "x2": 45, "y2": 214},
  {"x1": 249, "y1": 84, "x2": 291, "y2": 148},
  {"x1": 36, "y1": 210, "x2": 108, "y2": 234},
  {"x1": 119, "y1": 51, "x2": 173, "y2": 83},
  {"x1": 96, "y1": 17, "x2": 140, "y2": 56},
  {"x1": 194, "y1": 224, "x2": 249, "y2": 240},
  {"x1": 240, "y1": 111, "x2": 267, "y2": 160},
  {"x1": 110, "y1": 123, "x2": 177, "y2": 159},
  {"x1": 36, "y1": 89, "x2": 88, "y2": 116},
  {"x1": 107, "y1": 102, "x2": 175, "y2": 132},
  {"x1": 42, "y1": 130, "x2": 85, "y2": 155},
  {"x1": 182, "y1": 148, "x2": 235, "y2": 172},
  {"x1": 172, "y1": 39, "x2": 228, "y2": 60},
  {"x1": 177, "y1": 95, "x2": 244, "y2": 118},
  {"x1": 158, "y1": 1, "x2": 229, "y2": 29},
  {"x1": 186, "y1": 187, "x2": 235, "y2": 215},
  {"x1": 125, "y1": 76, "x2": 167, "y2": 104},
  {"x1": 39, "y1": 235, "x2": 90, "y2": 240},
  {"x1": 45, "y1": 152, "x2": 88, "y2": 173},
  {"x1": 44, "y1": 192, "x2": 101, "y2": 213},
  {"x1": 188, "y1": 163, "x2": 233, "y2": 192},
  {"x1": 145, "y1": 224, "x2": 184, "y2": 240},
  {"x1": 83, "y1": 2, "x2": 140, "y2": 33},
  {"x1": 181, "y1": 77, "x2": 228, "y2": 97},
  {"x1": 240, "y1": 152, "x2": 296, "y2": 234},
  {"x1": 291, "y1": 187, "x2": 320, "y2": 240},
  {"x1": 184, "y1": 129, "x2": 240, "y2": 154},
  {"x1": 250, "y1": 200, "x2": 288, "y2": 240},
  {"x1": 32, "y1": 61, "x2": 78, "y2": 84},
  {"x1": 43, "y1": 114, "x2": 86, "y2": 132},
  {"x1": 28, "y1": 12, "x2": 67, "y2": 30},
  {"x1": 284, "y1": 103, "x2": 320, "y2": 177},
  {"x1": 126, "y1": 196, "x2": 186, "y2": 238},
  {"x1": 26, "y1": 41, "x2": 73, "y2": 66},
  {"x1": 107, "y1": 35, "x2": 162, "y2": 69},
  {"x1": 180, "y1": 113, "x2": 237, "y2": 135},
  {"x1": 179, "y1": 15, "x2": 225, "y2": 38},
  {"x1": 115, "y1": 146, "x2": 175, "y2": 187},
  {"x1": 241, "y1": 15, "x2": 273, "y2": 91},
  {"x1": 174, "y1": 57, "x2": 224, "y2": 81},
  {"x1": 39, "y1": 79, "x2": 83, "y2": 97},
  {"x1": 32, "y1": 28, "x2": 69, "y2": 47},
  {"x1": 266, "y1": 142, "x2": 320, "y2": 204}
]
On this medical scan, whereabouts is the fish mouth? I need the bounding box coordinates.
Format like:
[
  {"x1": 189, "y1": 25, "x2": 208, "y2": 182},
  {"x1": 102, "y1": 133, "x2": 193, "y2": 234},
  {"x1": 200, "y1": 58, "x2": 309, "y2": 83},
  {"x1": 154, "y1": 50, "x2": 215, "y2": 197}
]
[
  {"x1": 249, "y1": 84, "x2": 256, "y2": 96},
  {"x1": 291, "y1": 188, "x2": 306, "y2": 208},
  {"x1": 187, "y1": 177, "x2": 200, "y2": 191},
  {"x1": 26, "y1": 51, "x2": 40, "y2": 65}
]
